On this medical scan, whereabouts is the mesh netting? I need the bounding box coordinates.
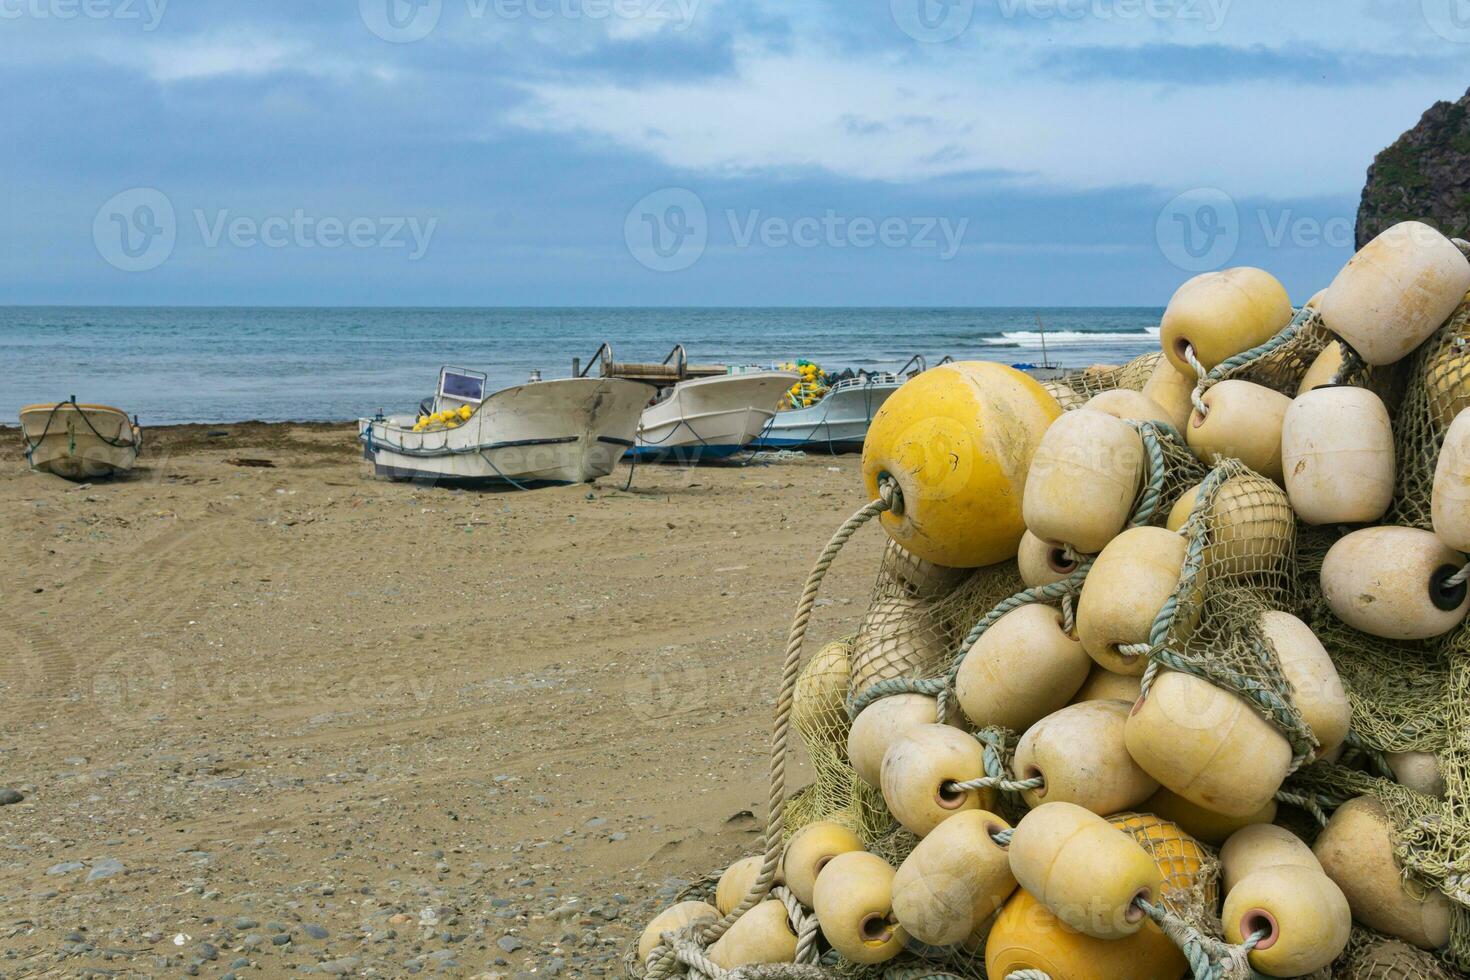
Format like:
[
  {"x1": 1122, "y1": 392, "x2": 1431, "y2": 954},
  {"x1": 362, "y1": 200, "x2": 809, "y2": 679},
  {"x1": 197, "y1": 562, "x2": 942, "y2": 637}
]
[{"x1": 630, "y1": 295, "x2": 1470, "y2": 980}]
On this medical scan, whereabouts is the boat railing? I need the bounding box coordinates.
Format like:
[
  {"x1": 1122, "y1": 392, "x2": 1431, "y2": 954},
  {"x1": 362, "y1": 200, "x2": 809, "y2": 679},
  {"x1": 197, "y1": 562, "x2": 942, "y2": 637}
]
[
  {"x1": 895, "y1": 354, "x2": 928, "y2": 377},
  {"x1": 573, "y1": 342, "x2": 615, "y2": 378}
]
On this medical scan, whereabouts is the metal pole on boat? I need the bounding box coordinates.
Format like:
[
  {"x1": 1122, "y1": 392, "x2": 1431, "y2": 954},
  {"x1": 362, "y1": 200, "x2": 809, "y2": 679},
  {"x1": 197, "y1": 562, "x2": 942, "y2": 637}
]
[{"x1": 1034, "y1": 313, "x2": 1052, "y2": 369}]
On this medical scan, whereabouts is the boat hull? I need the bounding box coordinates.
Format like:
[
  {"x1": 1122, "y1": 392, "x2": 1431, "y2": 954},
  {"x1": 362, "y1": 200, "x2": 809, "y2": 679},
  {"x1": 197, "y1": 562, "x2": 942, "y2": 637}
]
[
  {"x1": 629, "y1": 371, "x2": 798, "y2": 463},
  {"x1": 20, "y1": 403, "x2": 142, "y2": 480},
  {"x1": 359, "y1": 378, "x2": 652, "y2": 489},
  {"x1": 753, "y1": 378, "x2": 902, "y2": 454}
]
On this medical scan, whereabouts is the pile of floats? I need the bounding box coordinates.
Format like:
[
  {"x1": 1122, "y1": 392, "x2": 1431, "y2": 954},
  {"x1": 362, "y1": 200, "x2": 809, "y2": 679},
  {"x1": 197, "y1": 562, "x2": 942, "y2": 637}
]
[{"x1": 633, "y1": 220, "x2": 1470, "y2": 980}]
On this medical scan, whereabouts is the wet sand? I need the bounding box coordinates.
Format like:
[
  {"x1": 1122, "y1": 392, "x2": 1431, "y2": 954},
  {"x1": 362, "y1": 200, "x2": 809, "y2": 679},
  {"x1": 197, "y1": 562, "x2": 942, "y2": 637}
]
[{"x1": 0, "y1": 422, "x2": 884, "y2": 977}]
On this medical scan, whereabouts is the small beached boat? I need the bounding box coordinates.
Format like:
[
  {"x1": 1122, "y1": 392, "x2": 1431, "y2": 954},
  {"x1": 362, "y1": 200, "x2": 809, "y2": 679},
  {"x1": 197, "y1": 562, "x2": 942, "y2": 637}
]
[
  {"x1": 629, "y1": 369, "x2": 798, "y2": 462},
  {"x1": 582, "y1": 343, "x2": 798, "y2": 463},
  {"x1": 754, "y1": 356, "x2": 930, "y2": 454},
  {"x1": 20, "y1": 399, "x2": 142, "y2": 480},
  {"x1": 358, "y1": 367, "x2": 652, "y2": 489}
]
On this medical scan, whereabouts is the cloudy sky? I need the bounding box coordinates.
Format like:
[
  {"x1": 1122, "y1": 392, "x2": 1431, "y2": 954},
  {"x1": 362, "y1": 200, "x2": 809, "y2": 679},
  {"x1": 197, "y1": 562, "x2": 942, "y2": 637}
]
[{"x1": 1, "y1": 0, "x2": 1466, "y2": 306}]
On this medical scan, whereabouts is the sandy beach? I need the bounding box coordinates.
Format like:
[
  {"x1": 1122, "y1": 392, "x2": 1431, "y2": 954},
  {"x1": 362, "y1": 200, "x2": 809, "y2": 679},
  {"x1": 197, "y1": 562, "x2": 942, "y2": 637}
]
[{"x1": 0, "y1": 423, "x2": 885, "y2": 977}]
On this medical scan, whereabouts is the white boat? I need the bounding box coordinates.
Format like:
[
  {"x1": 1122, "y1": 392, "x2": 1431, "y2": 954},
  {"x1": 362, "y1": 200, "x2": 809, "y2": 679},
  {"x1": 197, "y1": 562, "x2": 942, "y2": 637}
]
[
  {"x1": 629, "y1": 369, "x2": 799, "y2": 462},
  {"x1": 20, "y1": 400, "x2": 142, "y2": 480},
  {"x1": 358, "y1": 367, "x2": 653, "y2": 489},
  {"x1": 754, "y1": 357, "x2": 930, "y2": 454}
]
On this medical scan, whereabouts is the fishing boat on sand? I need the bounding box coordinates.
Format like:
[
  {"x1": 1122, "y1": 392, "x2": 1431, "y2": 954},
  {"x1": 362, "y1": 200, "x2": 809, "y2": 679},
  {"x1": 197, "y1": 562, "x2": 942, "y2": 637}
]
[
  {"x1": 358, "y1": 366, "x2": 652, "y2": 489},
  {"x1": 20, "y1": 398, "x2": 142, "y2": 480},
  {"x1": 753, "y1": 355, "x2": 931, "y2": 454},
  {"x1": 582, "y1": 345, "x2": 797, "y2": 463}
]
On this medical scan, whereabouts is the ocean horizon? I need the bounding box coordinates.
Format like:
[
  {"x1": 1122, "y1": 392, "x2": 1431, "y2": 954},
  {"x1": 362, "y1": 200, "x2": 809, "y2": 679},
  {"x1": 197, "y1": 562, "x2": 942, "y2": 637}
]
[{"x1": 2, "y1": 306, "x2": 1164, "y2": 425}]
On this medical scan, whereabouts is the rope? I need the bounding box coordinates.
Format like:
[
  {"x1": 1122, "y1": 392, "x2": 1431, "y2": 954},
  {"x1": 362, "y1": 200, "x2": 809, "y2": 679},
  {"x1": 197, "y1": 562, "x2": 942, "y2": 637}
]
[
  {"x1": 1456, "y1": 238, "x2": 1470, "y2": 259},
  {"x1": 944, "y1": 773, "x2": 1043, "y2": 794},
  {"x1": 1447, "y1": 564, "x2": 1470, "y2": 588},
  {"x1": 695, "y1": 487, "x2": 896, "y2": 954},
  {"x1": 1005, "y1": 972, "x2": 1052, "y2": 980},
  {"x1": 1274, "y1": 789, "x2": 1332, "y2": 828},
  {"x1": 1134, "y1": 898, "x2": 1266, "y2": 980},
  {"x1": 1187, "y1": 307, "x2": 1320, "y2": 420},
  {"x1": 1134, "y1": 464, "x2": 1318, "y2": 769}
]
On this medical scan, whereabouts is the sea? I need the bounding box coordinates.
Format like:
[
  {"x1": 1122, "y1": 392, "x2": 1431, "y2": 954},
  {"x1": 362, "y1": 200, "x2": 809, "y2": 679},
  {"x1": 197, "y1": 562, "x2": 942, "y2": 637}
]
[{"x1": 0, "y1": 307, "x2": 1164, "y2": 425}]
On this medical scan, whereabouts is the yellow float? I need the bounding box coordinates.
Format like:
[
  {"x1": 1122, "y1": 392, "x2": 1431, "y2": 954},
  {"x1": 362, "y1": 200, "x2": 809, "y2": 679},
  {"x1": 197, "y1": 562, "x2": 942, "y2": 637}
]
[
  {"x1": 1219, "y1": 823, "x2": 1321, "y2": 894},
  {"x1": 1076, "y1": 526, "x2": 1187, "y2": 675},
  {"x1": 1139, "y1": 787, "x2": 1275, "y2": 846},
  {"x1": 861, "y1": 362, "x2": 1062, "y2": 568},
  {"x1": 986, "y1": 815, "x2": 1204, "y2": 980},
  {"x1": 1007, "y1": 802, "x2": 1165, "y2": 940},
  {"x1": 1281, "y1": 386, "x2": 1395, "y2": 525},
  {"x1": 638, "y1": 901, "x2": 720, "y2": 962},
  {"x1": 1160, "y1": 267, "x2": 1293, "y2": 376},
  {"x1": 716, "y1": 856, "x2": 775, "y2": 916},
  {"x1": 1258, "y1": 611, "x2": 1350, "y2": 759},
  {"x1": 792, "y1": 641, "x2": 852, "y2": 745},
  {"x1": 1070, "y1": 664, "x2": 1142, "y2": 705},
  {"x1": 1013, "y1": 700, "x2": 1158, "y2": 815},
  {"x1": 846, "y1": 693, "x2": 945, "y2": 788},
  {"x1": 1313, "y1": 796, "x2": 1453, "y2": 950},
  {"x1": 880, "y1": 723, "x2": 990, "y2": 837},
  {"x1": 1321, "y1": 526, "x2": 1470, "y2": 640},
  {"x1": 707, "y1": 900, "x2": 798, "y2": 969},
  {"x1": 1387, "y1": 752, "x2": 1447, "y2": 799},
  {"x1": 1023, "y1": 409, "x2": 1145, "y2": 554},
  {"x1": 1124, "y1": 670, "x2": 1292, "y2": 817},
  {"x1": 1186, "y1": 379, "x2": 1291, "y2": 483},
  {"x1": 891, "y1": 810, "x2": 1017, "y2": 946},
  {"x1": 812, "y1": 851, "x2": 907, "y2": 964},
  {"x1": 1165, "y1": 476, "x2": 1293, "y2": 578},
  {"x1": 1084, "y1": 389, "x2": 1174, "y2": 426},
  {"x1": 1140, "y1": 358, "x2": 1196, "y2": 432},
  {"x1": 781, "y1": 821, "x2": 864, "y2": 908},
  {"x1": 954, "y1": 603, "x2": 1090, "y2": 733},
  {"x1": 1222, "y1": 864, "x2": 1352, "y2": 976},
  {"x1": 1432, "y1": 409, "x2": 1470, "y2": 552},
  {"x1": 1017, "y1": 531, "x2": 1081, "y2": 588},
  {"x1": 1319, "y1": 221, "x2": 1470, "y2": 365}
]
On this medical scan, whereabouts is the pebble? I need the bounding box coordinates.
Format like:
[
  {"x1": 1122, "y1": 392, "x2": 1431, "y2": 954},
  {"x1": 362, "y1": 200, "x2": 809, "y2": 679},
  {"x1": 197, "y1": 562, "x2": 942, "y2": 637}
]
[
  {"x1": 0, "y1": 788, "x2": 23, "y2": 805},
  {"x1": 47, "y1": 861, "x2": 84, "y2": 876},
  {"x1": 87, "y1": 858, "x2": 125, "y2": 881},
  {"x1": 270, "y1": 933, "x2": 291, "y2": 946},
  {"x1": 304, "y1": 923, "x2": 329, "y2": 939},
  {"x1": 496, "y1": 936, "x2": 523, "y2": 953}
]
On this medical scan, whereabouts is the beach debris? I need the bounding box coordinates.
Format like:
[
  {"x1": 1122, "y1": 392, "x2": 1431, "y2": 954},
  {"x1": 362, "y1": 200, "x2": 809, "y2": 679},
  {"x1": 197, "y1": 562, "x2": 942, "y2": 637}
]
[{"x1": 225, "y1": 457, "x2": 276, "y2": 468}]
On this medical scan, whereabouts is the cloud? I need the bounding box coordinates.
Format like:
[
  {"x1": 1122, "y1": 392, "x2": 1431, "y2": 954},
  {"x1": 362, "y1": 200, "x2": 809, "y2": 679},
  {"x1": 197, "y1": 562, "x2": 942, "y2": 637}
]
[{"x1": 1040, "y1": 41, "x2": 1458, "y2": 85}]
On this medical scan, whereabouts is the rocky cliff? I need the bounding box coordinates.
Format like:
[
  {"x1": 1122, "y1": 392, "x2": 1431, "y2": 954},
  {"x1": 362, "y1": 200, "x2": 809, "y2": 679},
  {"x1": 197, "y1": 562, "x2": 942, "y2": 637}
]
[{"x1": 1358, "y1": 87, "x2": 1470, "y2": 247}]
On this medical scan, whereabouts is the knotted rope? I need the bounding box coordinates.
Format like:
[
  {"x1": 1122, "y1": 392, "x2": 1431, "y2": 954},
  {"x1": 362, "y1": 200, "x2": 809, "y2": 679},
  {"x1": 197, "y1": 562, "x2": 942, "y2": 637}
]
[{"x1": 1135, "y1": 898, "x2": 1267, "y2": 980}]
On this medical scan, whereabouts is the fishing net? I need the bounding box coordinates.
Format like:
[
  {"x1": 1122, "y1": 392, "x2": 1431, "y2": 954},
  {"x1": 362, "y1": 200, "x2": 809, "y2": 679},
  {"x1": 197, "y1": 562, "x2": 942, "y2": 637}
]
[{"x1": 630, "y1": 297, "x2": 1470, "y2": 980}]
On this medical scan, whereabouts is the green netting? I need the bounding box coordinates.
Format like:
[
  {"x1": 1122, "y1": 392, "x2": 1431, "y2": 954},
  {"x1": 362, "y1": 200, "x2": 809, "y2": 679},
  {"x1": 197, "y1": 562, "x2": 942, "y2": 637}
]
[{"x1": 629, "y1": 296, "x2": 1470, "y2": 980}]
